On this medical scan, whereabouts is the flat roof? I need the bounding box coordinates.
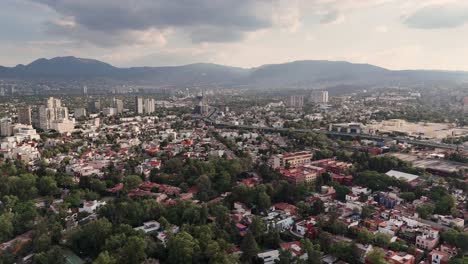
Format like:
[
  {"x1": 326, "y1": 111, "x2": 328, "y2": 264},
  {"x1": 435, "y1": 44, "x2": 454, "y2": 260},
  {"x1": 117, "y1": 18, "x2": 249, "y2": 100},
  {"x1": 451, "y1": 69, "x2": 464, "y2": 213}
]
[{"x1": 386, "y1": 170, "x2": 419, "y2": 182}]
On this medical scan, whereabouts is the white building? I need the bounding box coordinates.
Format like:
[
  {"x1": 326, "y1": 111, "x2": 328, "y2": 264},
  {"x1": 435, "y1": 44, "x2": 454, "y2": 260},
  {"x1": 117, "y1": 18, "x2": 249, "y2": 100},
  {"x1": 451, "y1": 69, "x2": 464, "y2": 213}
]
[
  {"x1": 103, "y1": 107, "x2": 117, "y2": 116},
  {"x1": 310, "y1": 91, "x2": 329, "y2": 104},
  {"x1": 134, "y1": 221, "x2": 161, "y2": 234},
  {"x1": 143, "y1": 98, "x2": 155, "y2": 114},
  {"x1": 135, "y1": 96, "x2": 144, "y2": 114},
  {"x1": 79, "y1": 200, "x2": 106, "y2": 214},
  {"x1": 38, "y1": 97, "x2": 71, "y2": 130},
  {"x1": 50, "y1": 119, "x2": 75, "y2": 133},
  {"x1": 257, "y1": 250, "x2": 279, "y2": 264}
]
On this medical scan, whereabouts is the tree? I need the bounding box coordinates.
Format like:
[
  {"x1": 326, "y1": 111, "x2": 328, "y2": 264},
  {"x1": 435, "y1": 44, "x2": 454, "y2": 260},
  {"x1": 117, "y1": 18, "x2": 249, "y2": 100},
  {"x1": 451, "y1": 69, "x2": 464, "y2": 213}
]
[
  {"x1": 37, "y1": 176, "x2": 60, "y2": 196},
  {"x1": 416, "y1": 203, "x2": 435, "y2": 219},
  {"x1": 249, "y1": 216, "x2": 266, "y2": 237},
  {"x1": 357, "y1": 229, "x2": 374, "y2": 245},
  {"x1": 277, "y1": 249, "x2": 294, "y2": 264},
  {"x1": 0, "y1": 213, "x2": 14, "y2": 242},
  {"x1": 366, "y1": 248, "x2": 386, "y2": 264},
  {"x1": 93, "y1": 251, "x2": 116, "y2": 264},
  {"x1": 167, "y1": 231, "x2": 200, "y2": 264},
  {"x1": 302, "y1": 239, "x2": 321, "y2": 264},
  {"x1": 33, "y1": 246, "x2": 65, "y2": 264},
  {"x1": 123, "y1": 175, "x2": 142, "y2": 191},
  {"x1": 374, "y1": 233, "x2": 391, "y2": 248},
  {"x1": 69, "y1": 218, "x2": 113, "y2": 258},
  {"x1": 361, "y1": 205, "x2": 375, "y2": 219},
  {"x1": 241, "y1": 231, "x2": 259, "y2": 263},
  {"x1": 448, "y1": 257, "x2": 468, "y2": 264},
  {"x1": 116, "y1": 236, "x2": 147, "y2": 264},
  {"x1": 256, "y1": 191, "x2": 271, "y2": 212},
  {"x1": 434, "y1": 196, "x2": 455, "y2": 215}
]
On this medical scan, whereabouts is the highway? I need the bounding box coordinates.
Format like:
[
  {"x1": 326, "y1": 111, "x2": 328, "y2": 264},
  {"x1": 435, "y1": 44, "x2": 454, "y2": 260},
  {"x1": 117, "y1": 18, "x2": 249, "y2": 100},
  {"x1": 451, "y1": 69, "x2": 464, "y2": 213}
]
[{"x1": 203, "y1": 116, "x2": 467, "y2": 152}]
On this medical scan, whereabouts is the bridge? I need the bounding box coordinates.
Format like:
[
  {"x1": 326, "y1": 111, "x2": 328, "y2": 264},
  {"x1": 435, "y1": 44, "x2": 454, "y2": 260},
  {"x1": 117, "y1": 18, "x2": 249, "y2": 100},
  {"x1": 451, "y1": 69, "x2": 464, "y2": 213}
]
[{"x1": 203, "y1": 117, "x2": 467, "y2": 152}]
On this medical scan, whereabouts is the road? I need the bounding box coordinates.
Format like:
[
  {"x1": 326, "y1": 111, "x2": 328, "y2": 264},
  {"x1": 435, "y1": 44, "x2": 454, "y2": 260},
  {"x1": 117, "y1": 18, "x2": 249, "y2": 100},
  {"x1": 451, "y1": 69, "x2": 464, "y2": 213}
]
[{"x1": 203, "y1": 117, "x2": 467, "y2": 152}]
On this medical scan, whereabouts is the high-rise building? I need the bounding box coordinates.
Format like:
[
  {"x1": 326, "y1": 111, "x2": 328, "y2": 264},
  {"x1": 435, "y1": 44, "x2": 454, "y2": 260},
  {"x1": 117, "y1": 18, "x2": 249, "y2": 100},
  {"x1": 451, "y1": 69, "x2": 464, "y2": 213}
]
[
  {"x1": 310, "y1": 91, "x2": 329, "y2": 104},
  {"x1": 18, "y1": 107, "x2": 32, "y2": 125},
  {"x1": 38, "y1": 97, "x2": 70, "y2": 130},
  {"x1": 288, "y1": 95, "x2": 304, "y2": 109},
  {"x1": 74, "y1": 108, "x2": 87, "y2": 118},
  {"x1": 103, "y1": 108, "x2": 117, "y2": 116},
  {"x1": 87, "y1": 100, "x2": 101, "y2": 114},
  {"x1": 143, "y1": 98, "x2": 155, "y2": 114},
  {"x1": 113, "y1": 98, "x2": 124, "y2": 114},
  {"x1": 194, "y1": 94, "x2": 210, "y2": 115},
  {"x1": 0, "y1": 119, "x2": 13, "y2": 137},
  {"x1": 83, "y1": 85, "x2": 88, "y2": 95},
  {"x1": 135, "y1": 96, "x2": 144, "y2": 114}
]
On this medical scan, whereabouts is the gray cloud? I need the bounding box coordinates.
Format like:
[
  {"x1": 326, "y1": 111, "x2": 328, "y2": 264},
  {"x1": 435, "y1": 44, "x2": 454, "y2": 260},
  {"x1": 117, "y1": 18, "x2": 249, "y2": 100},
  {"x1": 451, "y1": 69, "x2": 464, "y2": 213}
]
[
  {"x1": 404, "y1": 5, "x2": 468, "y2": 29},
  {"x1": 32, "y1": 0, "x2": 276, "y2": 45}
]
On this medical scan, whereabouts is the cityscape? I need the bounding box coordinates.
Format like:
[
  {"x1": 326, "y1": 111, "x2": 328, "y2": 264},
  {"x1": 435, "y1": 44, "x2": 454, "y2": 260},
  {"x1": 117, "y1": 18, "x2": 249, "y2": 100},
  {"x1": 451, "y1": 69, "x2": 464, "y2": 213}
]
[{"x1": 0, "y1": 1, "x2": 468, "y2": 264}]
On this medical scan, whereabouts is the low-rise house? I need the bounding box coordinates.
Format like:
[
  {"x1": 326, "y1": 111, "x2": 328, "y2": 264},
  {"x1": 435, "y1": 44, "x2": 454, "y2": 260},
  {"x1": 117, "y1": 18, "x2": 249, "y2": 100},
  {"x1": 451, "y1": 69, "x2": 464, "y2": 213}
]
[
  {"x1": 257, "y1": 250, "x2": 280, "y2": 264},
  {"x1": 427, "y1": 249, "x2": 451, "y2": 264},
  {"x1": 79, "y1": 200, "x2": 106, "y2": 214},
  {"x1": 134, "y1": 221, "x2": 161, "y2": 234},
  {"x1": 415, "y1": 227, "x2": 440, "y2": 250}
]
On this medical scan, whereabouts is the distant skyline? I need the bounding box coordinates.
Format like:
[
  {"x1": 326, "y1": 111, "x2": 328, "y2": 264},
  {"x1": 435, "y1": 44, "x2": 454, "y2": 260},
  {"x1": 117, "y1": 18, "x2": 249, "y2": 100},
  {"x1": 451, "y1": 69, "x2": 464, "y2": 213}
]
[{"x1": 2, "y1": 0, "x2": 468, "y2": 70}]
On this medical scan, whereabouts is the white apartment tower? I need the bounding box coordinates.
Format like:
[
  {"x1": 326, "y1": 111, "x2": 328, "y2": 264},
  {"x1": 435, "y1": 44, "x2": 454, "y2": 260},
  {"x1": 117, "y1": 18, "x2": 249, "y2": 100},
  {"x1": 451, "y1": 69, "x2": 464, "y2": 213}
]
[
  {"x1": 135, "y1": 96, "x2": 144, "y2": 114},
  {"x1": 38, "y1": 97, "x2": 69, "y2": 130},
  {"x1": 143, "y1": 98, "x2": 155, "y2": 114}
]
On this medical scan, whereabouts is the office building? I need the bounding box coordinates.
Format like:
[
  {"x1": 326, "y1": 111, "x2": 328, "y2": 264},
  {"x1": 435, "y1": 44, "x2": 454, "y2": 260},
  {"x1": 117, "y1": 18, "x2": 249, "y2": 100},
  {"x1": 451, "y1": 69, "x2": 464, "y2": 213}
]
[
  {"x1": 18, "y1": 107, "x2": 32, "y2": 125},
  {"x1": 288, "y1": 95, "x2": 304, "y2": 109},
  {"x1": 83, "y1": 85, "x2": 88, "y2": 95},
  {"x1": 310, "y1": 91, "x2": 329, "y2": 104},
  {"x1": 194, "y1": 94, "x2": 210, "y2": 115},
  {"x1": 135, "y1": 96, "x2": 144, "y2": 114},
  {"x1": 38, "y1": 97, "x2": 69, "y2": 130},
  {"x1": 87, "y1": 100, "x2": 101, "y2": 114},
  {"x1": 113, "y1": 98, "x2": 124, "y2": 114}
]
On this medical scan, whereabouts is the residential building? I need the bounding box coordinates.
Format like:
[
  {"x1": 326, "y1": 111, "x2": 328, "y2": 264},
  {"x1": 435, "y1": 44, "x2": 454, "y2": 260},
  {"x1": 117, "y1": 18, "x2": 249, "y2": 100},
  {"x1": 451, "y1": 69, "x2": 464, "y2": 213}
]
[
  {"x1": 135, "y1": 96, "x2": 144, "y2": 114},
  {"x1": 272, "y1": 151, "x2": 312, "y2": 169},
  {"x1": 74, "y1": 108, "x2": 87, "y2": 118},
  {"x1": 416, "y1": 227, "x2": 440, "y2": 250},
  {"x1": 427, "y1": 249, "x2": 450, "y2": 264},
  {"x1": 87, "y1": 100, "x2": 101, "y2": 114},
  {"x1": 257, "y1": 250, "x2": 279, "y2": 264},
  {"x1": 0, "y1": 119, "x2": 13, "y2": 137},
  {"x1": 310, "y1": 90, "x2": 329, "y2": 104},
  {"x1": 38, "y1": 97, "x2": 70, "y2": 130},
  {"x1": 113, "y1": 98, "x2": 124, "y2": 114},
  {"x1": 288, "y1": 95, "x2": 304, "y2": 109},
  {"x1": 17, "y1": 107, "x2": 32, "y2": 125},
  {"x1": 143, "y1": 98, "x2": 155, "y2": 114},
  {"x1": 103, "y1": 107, "x2": 117, "y2": 116},
  {"x1": 280, "y1": 164, "x2": 325, "y2": 185},
  {"x1": 134, "y1": 221, "x2": 161, "y2": 234}
]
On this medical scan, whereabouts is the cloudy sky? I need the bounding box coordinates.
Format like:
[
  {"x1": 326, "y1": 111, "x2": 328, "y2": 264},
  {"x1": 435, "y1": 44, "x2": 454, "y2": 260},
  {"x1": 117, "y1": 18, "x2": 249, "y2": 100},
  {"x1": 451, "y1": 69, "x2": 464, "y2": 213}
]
[{"x1": 2, "y1": 0, "x2": 468, "y2": 70}]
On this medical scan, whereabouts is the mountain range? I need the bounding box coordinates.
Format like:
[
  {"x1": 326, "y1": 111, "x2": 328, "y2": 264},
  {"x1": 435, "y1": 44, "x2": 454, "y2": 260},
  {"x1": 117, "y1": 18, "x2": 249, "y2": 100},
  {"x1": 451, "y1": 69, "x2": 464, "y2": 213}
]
[{"x1": 1, "y1": 56, "x2": 468, "y2": 89}]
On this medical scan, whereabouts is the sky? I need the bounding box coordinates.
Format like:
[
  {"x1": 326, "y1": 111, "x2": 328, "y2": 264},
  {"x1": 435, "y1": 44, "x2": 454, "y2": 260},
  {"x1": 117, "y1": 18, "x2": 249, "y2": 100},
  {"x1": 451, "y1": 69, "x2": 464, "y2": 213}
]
[{"x1": 2, "y1": 0, "x2": 468, "y2": 70}]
